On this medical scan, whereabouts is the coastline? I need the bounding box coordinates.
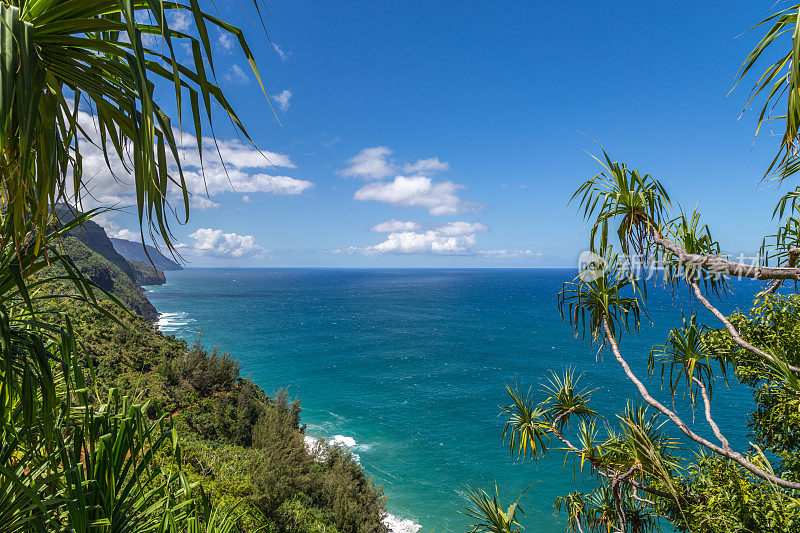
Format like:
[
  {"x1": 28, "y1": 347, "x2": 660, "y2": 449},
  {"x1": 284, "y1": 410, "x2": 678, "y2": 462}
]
[
  {"x1": 302, "y1": 434, "x2": 422, "y2": 533},
  {"x1": 150, "y1": 283, "x2": 423, "y2": 533}
]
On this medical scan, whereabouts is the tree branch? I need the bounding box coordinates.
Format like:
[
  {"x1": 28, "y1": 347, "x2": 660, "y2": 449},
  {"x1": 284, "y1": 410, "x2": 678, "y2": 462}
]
[
  {"x1": 765, "y1": 248, "x2": 800, "y2": 294},
  {"x1": 689, "y1": 281, "x2": 800, "y2": 373},
  {"x1": 650, "y1": 228, "x2": 800, "y2": 281},
  {"x1": 601, "y1": 316, "x2": 800, "y2": 490},
  {"x1": 691, "y1": 376, "x2": 730, "y2": 451}
]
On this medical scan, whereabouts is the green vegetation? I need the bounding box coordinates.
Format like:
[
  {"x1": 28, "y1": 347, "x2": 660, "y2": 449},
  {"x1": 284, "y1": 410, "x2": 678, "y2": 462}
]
[
  {"x1": 128, "y1": 260, "x2": 167, "y2": 285},
  {"x1": 45, "y1": 234, "x2": 159, "y2": 321},
  {"x1": 0, "y1": 1, "x2": 387, "y2": 531},
  {"x1": 466, "y1": 4, "x2": 800, "y2": 533},
  {"x1": 37, "y1": 232, "x2": 388, "y2": 532}
]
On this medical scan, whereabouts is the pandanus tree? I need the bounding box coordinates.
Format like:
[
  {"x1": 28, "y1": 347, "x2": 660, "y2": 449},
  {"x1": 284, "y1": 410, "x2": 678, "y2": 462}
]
[
  {"x1": 0, "y1": 0, "x2": 271, "y2": 530},
  {"x1": 465, "y1": 3, "x2": 800, "y2": 533}
]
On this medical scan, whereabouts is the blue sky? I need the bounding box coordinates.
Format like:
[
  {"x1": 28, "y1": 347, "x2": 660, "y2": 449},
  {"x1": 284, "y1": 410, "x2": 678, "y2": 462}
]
[{"x1": 92, "y1": 1, "x2": 791, "y2": 267}]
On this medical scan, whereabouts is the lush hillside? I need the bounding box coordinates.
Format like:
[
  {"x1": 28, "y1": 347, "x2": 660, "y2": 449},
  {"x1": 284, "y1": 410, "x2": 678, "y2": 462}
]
[
  {"x1": 128, "y1": 259, "x2": 167, "y2": 285},
  {"x1": 111, "y1": 236, "x2": 183, "y2": 271},
  {"x1": 41, "y1": 228, "x2": 388, "y2": 532},
  {"x1": 63, "y1": 215, "x2": 139, "y2": 279},
  {"x1": 47, "y1": 235, "x2": 160, "y2": 322}
]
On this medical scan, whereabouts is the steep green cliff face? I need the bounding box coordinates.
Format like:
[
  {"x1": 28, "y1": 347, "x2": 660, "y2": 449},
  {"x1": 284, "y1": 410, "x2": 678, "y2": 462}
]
[
  {"x1": 66, "y1": 218, "x2": 140, "y2": 281},
  {"x1": 128, "y1": 260, "x2": 167, "y2": 285},
  {"x1": 39, "y1": 224, "x2": 388, "y2": 533},
  {"x1": 47, "y1": 236, "x2": 160, "y2": 322}
]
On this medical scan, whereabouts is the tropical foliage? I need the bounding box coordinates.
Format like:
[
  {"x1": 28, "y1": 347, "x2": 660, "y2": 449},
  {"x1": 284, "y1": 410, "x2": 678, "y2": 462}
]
[
  {"x1": 0, "y1": 0, "x2": 375, "y2": 531},
  {"x1": 466, "y1": 3, "x2": 800, "y2": 532},
  {"x1": 0, "y1": 0, "x2": 270, "y2": 252},
  {"x1": 32, "y1": 235, "x2": 389, "y2": 532}
]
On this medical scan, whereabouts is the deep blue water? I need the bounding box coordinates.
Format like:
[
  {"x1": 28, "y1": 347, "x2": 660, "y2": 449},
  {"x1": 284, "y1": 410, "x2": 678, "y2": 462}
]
[{"x1": 146, "y1": 269, "x2": 762, "y2": 532}]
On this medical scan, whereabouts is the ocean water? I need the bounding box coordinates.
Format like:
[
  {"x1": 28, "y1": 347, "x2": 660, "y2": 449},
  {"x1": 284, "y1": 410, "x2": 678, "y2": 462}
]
[{"x1": 146, "y1": 269, "x2": 762, "y2": 532}]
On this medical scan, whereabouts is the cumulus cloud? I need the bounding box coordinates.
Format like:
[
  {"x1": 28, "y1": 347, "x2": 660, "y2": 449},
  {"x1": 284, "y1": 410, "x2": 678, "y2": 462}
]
[
  {"x1": 189, "y1": 195, "x2": 219, "y2": 210},
  {"x1": 272, "y1": 43, "x2": 290, "y2": 61},
  {"x1": 364, "y1": 221, "x2": 489, "y2": 255},
  {"x1": 340, "y1": 147, "x2": 470, "y2": 215},
  {"x1": 183, "y1": 228, "x2": 264, "y2": 258},
  {"x1": 97, "y1": 219, "x2": 142, "y2": 242},
  {"x1": 366, "y1": 231, "x2": 472, "y2": 254},
  {"x1": 436, "y1": 221, "x2": 488, "y2": 236},
  {"x1": 402, "y1": 157, "x2": 449, "y2": 174},
  {"x1": 371, "y1": 220, "x2": 421, "y2": 233},
  {"x1": 339, "y1": 148, "x2": 450, "y2": 181},
  {"x1": 73, "y1": 110, "x2": 312, "y2": 210},
  {"x1": 354, "y1": 175, "x2": 466, "y2": 216},
  {"x1": 339, "y1": 146, "x2": 394, "y2": 180},
  {"x1": 272, "y1": 89, "x2": 292, "y2": 112},
  {"x1": 174, "y1": 132, "x2": 296, "y2": 169}
]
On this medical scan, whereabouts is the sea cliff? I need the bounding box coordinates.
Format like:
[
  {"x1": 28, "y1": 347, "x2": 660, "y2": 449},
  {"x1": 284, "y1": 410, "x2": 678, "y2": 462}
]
[{"x1": 38, "y1": 221, "x2": 390, "y2": 533}]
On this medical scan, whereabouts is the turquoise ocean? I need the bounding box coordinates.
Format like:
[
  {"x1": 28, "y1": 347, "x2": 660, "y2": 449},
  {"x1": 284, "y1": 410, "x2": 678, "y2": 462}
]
[{"x1": 146, "y1": 269, "x2": 760, "y2": 532}]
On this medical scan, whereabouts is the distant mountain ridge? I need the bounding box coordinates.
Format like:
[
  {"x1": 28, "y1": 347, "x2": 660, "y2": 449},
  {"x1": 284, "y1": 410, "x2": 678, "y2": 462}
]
[
  {"x1": 110, "y1": 238, "x2": 183, "y2": 271},
  {"x1": 50, "y1": 209, "x2": 173, "y2": 322},
  {"x1": 67, "y1": 217, "x2": 139, "y2": 282}
]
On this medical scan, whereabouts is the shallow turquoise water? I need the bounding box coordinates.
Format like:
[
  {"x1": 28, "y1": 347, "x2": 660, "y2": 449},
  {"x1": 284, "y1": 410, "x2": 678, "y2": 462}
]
[{"x1": 146, "y1": 269, "x2": 760, "y2": 532}]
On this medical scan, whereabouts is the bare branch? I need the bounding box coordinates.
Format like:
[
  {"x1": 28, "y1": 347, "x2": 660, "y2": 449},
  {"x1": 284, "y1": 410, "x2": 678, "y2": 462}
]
[
  {"x1": 601, "y1": 316, "x2": 800, "y2": 490},
  {"x1": 689, "y1": 281, "x2": 800, "y2": 373},
  {"x1": 765, "y1": 248, "x2": 800, "y2": 294},
  {"x1": 631, "y1": 487, "x2": 656, "y2": 506},
  {"x1": 691, "y1": 376, "x2": 731, "y2": 451},
  {"x1": 650, "y1": 228, "x2": 800, "y2": 281}
]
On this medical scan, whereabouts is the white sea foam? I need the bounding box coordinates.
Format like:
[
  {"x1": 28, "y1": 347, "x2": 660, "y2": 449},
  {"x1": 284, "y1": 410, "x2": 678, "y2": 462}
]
[
  {"x1": 303, "y1": 435, "x2": 319, "y2": 450},
  {"x1": 382, "y1": 513, "x2": 422, "y2": 533},
  {"x1": 329, "y1": 434, "x2": 357, "y2": 448},
  {"x1": 156, "y1": 312, "x2": 193, "y2": 332},
  {"x1": 304, "y1": 435, "x2": 327, "y2": 462},
  {"x1": 306, "y1": 433, "x2": 414, "y2": 528}
]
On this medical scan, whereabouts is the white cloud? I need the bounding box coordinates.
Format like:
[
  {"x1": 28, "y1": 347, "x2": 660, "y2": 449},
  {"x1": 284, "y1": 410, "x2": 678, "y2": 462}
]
[
  {"x1": 168, "y1": 10, "x2": 191, "y2": 31},
  {"x1": 331, "y1": 246, "x2": 359, "y2": 255},
  {"x1": 272, "y1": 89, "x2": 292, "y2": 112},
  {"x1": 242, "y1": 195, "x2": 251, "y2": 203},
  {"x1": 339, "y1": 147, "x2": 451, "y2": 182},
  {"x1": 217, "y1": 32, "x2": 233, "y2": 52},
  {"x1": 224, "y1": 64, "x2": 248, "y2": 84},
  {"x1": 364, "y1": 221, "x2": 489, "y2": 255},
  {"x1": 340, "y1": 148, "x2": 469, "y2": 215},
  {"x1": 184, "y1": 228, "x2": 264, "y2": 258},
  {"x1": 189, "y1": 195, "x2": 219, "y2": 210},
  {"x1": 354, "y1": 175, "x2": 467, "y2": 215},
  {"x1": 366, "y1": 231, "x2": 473, "y2": 255},
  {"x1": 402, "y1": 157, "x2": 449, "y2": 174},
  {"x1": 73, "y1": 111, "x2": 312, "y2": 210},
  {"x1": 339, "y1": 146, "x2": 394, "y2": 180},
  {"x1": 272, "y1": 42, "x2": 290, "y2": 61},
  {"x1": 371, "y1": 219, "x2": 421, "y2": 233},
  {"x1": 322, "y1": 136, "x2": 341, "y2": 148},
  {"x1": 478, "y1": 249, "x2": 543, "y2": 258},
  {"x1": 436, "y1": 221, "x2": 488, "y2": 236},
  {"x1": 114, "y1": 228, "x2": 143, "y2": 241},
  {"x1": 174, "y1": 133, "x2": 296, "y2": 169},
  {"x1": 97, "y1": 219, "x2": 142, "y2": 242},
  {"x1": 134, "y1": 12, "x2": 159, "y2": 48}
]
